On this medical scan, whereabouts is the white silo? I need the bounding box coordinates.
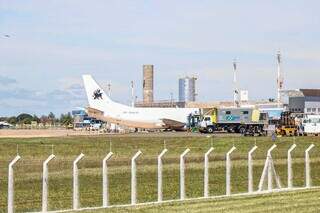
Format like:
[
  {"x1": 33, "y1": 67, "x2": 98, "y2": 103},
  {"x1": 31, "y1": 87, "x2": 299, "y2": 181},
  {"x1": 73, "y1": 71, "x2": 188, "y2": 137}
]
[{"x1": 179, "y1": 76, "x2": 197, "y2": 102}]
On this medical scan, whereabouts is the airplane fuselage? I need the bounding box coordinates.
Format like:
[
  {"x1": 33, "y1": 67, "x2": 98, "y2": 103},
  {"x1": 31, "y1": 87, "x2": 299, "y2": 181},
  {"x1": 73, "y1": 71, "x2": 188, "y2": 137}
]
[{"x1": 83, "y1": 75, "x2": 199, "y2": 129}]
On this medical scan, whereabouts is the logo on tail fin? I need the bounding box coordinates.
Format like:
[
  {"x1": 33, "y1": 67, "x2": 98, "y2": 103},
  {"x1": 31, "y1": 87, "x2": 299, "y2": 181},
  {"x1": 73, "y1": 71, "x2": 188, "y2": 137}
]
[{"x1": 93, "y1": 89, "x2": 103, "y2": 100}]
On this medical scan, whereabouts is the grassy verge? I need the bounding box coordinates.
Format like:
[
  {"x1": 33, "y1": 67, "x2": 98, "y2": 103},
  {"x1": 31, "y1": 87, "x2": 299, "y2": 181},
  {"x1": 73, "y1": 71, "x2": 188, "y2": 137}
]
[
  {"x1": 85, "y1": 188, "x2": 320, "y2": 213},
  {"x1": 0, "y1": 135, "x2": 319, "y2": 212}
]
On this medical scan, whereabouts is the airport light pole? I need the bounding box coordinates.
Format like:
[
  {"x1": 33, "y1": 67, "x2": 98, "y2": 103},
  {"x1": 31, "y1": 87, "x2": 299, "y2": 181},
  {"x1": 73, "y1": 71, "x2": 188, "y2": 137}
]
[
  {"x1": 233, "y1": 59, "x2": 239, "y2": 107},
  {"x1": 131, "y1": 81, "x2": 135, "y2": 107},
  {"x1": 276, "y1": 50, "x2": 283, "y2": 107},
  {"x1": 107, "y1": 83, "x2": 111, "y2": 97}
]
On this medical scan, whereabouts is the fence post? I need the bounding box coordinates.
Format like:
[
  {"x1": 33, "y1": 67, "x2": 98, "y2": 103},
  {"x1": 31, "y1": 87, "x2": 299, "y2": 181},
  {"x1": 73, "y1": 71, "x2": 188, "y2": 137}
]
[
  {"x1": 131, "y1": 150, "x2": 142, "y2": 205},
  {"x1": 305, "y1": 144, "x2": 315, "y2": 188},
  {"x1": 73, "y1": 153, "x2": 85, "y2": 210},
  {"x1": 267, "y1": 144, "x2": 277, "y2": 191},
  {"x1": 8, "y1": 155, "x2": 21, "y2": 213},
  {"x1": 42, "y1": 154, "x2": 55, "y2": 212},
  {"x1": 102, "y1": 152, "x2": 113, "y2": 207},
  {"x1": 287, "y1": 144, "x2": 296, "y2": 189},
  {"x1": 204, "y1": 147, "x2": 214, "y2": 198},
  {"x1": 157, "y1": 149, "x2": 168, "y2": 202},
  {"x1": 180, "y1": 148, "x2": 190, "y2": 200},
  {"x1": 258, "y1": 144, "x2": 280, "y2": 191},
  {"x1": 226, "y1": 146, "x2": 236, "y2": 196},
  {"x1": 248, "y1": 145, "x2": 258, "y2": 193}
]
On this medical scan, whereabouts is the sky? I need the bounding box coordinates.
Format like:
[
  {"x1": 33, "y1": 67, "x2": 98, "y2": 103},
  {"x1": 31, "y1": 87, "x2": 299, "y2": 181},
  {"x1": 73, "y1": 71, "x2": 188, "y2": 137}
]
[{"x1": 0, "y1": 0, "x2": 319, "y2": 116}]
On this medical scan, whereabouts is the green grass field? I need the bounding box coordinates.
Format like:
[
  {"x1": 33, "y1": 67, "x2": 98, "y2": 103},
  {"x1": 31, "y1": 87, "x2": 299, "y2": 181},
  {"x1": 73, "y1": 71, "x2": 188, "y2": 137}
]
[
  {"x1": 0, "y1": 134, "x2": 319, "y2": 212},
  {"x1": 84, "y1": 188, "x2": 320, "y2": 213}
]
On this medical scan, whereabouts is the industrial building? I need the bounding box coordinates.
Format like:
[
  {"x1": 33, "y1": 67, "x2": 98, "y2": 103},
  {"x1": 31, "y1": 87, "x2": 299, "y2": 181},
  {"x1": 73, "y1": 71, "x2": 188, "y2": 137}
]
[
  {"x1": 179, "y1": 76, "x2": 197, "y2": 102},
  {"x1": 135, "y1": 100, "x2": 186, "y2": 108},
  {"x1": 287, "y1": 89, "x2": 320, "y2": 114},
  {"x1": 137, "y1": 64, "x2": 187, "y2": 108}
]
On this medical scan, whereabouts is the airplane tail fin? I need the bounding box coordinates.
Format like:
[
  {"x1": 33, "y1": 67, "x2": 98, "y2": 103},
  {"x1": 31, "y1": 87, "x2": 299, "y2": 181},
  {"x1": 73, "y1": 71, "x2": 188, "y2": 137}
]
[{"x1": 82, "y1": 75, "x2": 112, "y2": 111}]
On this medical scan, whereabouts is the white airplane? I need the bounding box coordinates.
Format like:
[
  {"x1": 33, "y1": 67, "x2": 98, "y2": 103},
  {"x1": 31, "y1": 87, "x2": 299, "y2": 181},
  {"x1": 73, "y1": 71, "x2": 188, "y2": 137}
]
[{"x1": 82, "y1": 75, "x2": 199, "y2": 129}]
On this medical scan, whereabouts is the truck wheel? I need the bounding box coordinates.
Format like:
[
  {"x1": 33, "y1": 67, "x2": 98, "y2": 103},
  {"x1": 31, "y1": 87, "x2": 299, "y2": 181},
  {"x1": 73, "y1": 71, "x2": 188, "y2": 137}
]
[
  {"x1": 239, "y1": 127, "x2": 246, "y2": 135},
  {"x1": 207, "y1": 127, "x2": 214, "y2": 133}
]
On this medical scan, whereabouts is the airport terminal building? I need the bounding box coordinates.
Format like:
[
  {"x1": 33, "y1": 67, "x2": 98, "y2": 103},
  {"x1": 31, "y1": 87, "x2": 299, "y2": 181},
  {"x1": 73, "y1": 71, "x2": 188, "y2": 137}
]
[{"x1": 288, "y1": 89, "x2": 320, "y2": 114}]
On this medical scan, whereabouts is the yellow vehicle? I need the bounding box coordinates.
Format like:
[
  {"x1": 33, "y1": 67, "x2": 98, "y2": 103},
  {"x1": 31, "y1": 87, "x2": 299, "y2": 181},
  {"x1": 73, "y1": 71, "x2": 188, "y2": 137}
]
[
  {"x1": 276, "y1": 112, "x2": 297, "y2": 136},
  {"x1": 276, "y1": 126, "x2": 297, "y2": 136},
  {"x1": 67, "y1": 124, "x2": 74, "y2": 129}
]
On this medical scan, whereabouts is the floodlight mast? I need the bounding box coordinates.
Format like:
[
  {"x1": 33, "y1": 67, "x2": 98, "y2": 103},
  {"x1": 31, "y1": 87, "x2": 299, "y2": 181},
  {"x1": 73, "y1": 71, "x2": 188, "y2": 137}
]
[
  {"x1": 233, "y1": 59, "x2": 239, "y2": 107},
  {"x1": 277, "y1": 50, "x2": 283, "y2": 107},
  {"x1": 131, "y1": 81, "x2": 135, "y2": 107}
]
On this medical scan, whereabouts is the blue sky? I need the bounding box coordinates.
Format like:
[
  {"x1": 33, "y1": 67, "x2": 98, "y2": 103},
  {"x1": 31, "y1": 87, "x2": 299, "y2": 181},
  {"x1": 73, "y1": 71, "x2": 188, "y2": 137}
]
[{"x1": 0, "y1": 1, "x2": 319, "y2": 116}]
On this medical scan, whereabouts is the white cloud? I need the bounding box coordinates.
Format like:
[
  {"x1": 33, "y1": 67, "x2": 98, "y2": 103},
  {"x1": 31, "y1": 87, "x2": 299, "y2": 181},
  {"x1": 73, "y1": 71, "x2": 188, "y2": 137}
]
[{"x1": 0, "y1": 75, "x2": 17, "y2": 85}]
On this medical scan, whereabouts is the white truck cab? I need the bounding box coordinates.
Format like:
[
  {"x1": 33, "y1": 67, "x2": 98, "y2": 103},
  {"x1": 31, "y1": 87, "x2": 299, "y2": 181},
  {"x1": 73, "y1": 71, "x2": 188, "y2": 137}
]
[{"x1": 200, "y1": 116, "x2": 212, "y2": 127}]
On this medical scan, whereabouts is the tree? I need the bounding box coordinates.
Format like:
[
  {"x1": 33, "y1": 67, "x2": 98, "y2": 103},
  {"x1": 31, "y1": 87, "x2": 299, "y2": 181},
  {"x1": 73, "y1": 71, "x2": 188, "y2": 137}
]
[
  {"x1": 48, "y1": 112, "x2": 55, "y2": 125},
  {"x1": 40, "y1": 115, "x2": 49, "y2": 125},
  {"x1": 32, "y1": 114, "x2": 40, "y2": 123},
  {"x1": 17, "y1": 113, "x2": 33, "y2": 124},
  {"x1": 7, "y1": 116, "x2": 17, "y2": 125},
  {"x1": 60, "y1": 113, "x2": 74, "y2": 126}
]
